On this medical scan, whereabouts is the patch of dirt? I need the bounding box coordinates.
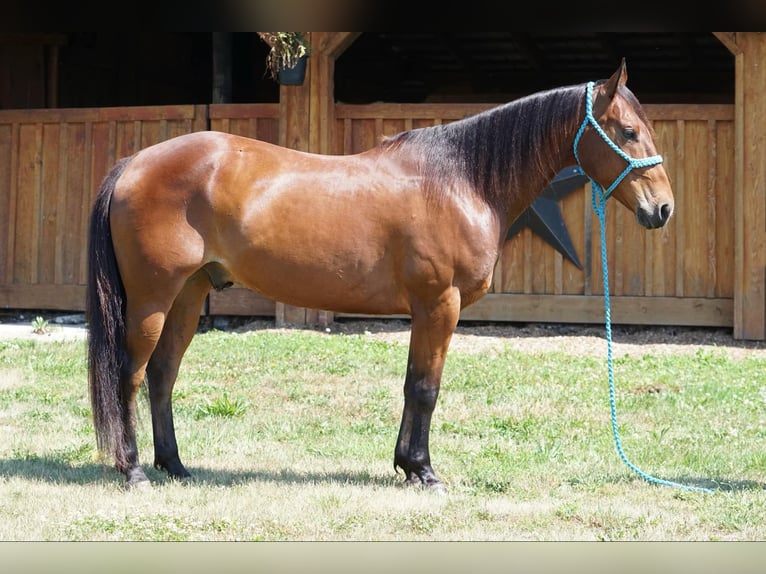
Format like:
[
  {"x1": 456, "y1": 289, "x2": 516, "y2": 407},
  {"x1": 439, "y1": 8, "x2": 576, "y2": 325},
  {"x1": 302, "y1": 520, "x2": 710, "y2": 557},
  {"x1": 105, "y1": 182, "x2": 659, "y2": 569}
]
[
  {"x1": 3, "y1": 310, "x2": 765, "y2": 360},
  {"x1": 231, "y1": 317, "x2": 766, "y2": 361}
]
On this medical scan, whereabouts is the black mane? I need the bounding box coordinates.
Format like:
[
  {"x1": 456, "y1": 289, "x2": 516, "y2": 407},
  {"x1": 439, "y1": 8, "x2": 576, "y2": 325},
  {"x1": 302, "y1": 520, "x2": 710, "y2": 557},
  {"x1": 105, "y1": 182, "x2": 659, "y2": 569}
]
[{"x1": 381, "y1": 83, "x2": 587, "y2": 215}]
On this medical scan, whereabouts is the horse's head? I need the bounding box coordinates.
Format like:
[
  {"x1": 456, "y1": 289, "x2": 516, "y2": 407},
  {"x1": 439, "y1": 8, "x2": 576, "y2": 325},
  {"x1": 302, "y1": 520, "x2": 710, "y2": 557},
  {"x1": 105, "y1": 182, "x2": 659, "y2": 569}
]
[{"x1": 574, "y1": 59, "x2": 674, "y2": 229}]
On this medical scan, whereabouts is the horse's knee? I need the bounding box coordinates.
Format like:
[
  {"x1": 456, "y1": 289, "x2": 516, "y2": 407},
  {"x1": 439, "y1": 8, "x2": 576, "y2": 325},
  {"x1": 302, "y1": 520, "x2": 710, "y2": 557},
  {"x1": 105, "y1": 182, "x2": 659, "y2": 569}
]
[{"x1": 404, "y1": 377, "x2": 440, "y2": 413}]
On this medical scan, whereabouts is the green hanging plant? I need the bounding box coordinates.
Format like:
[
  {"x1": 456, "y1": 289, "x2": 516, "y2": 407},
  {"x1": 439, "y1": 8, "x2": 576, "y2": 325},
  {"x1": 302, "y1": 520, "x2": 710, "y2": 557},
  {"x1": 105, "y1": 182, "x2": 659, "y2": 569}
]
[{"x1": 258, "y1": 32, "x2": 312, "y2": 81}]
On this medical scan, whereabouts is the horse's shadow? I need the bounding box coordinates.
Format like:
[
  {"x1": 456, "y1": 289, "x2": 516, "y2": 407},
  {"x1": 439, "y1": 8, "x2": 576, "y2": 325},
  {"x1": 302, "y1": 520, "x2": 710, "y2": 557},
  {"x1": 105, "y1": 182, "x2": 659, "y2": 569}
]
[
  {"x1": 0, "y1": 456, "x2": 398, "y2": 488},
  {"x1": 1, "y1": 456, "x2": 764, "y2": 492}
]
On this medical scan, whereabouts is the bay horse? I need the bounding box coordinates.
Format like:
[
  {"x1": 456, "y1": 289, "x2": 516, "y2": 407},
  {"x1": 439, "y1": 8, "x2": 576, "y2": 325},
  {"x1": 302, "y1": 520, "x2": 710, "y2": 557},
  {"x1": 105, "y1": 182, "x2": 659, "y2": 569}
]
[{"x1": 87, "y1": 59, "x2": 673, "y2": 489}]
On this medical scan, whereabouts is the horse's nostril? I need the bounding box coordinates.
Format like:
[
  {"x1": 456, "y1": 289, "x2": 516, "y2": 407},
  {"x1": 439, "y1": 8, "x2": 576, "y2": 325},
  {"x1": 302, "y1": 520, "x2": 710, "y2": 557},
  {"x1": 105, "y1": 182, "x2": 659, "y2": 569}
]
[{"x1": 660, "y1": 203, "x2": 672, "y2": 222}]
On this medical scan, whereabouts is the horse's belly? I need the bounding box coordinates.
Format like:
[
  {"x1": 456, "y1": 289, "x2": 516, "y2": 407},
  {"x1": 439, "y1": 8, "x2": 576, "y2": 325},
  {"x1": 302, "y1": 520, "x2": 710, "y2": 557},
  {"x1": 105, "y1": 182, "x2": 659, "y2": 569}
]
[{"x1": 227, "y1": 246, "x2": 410, "y2": 315}]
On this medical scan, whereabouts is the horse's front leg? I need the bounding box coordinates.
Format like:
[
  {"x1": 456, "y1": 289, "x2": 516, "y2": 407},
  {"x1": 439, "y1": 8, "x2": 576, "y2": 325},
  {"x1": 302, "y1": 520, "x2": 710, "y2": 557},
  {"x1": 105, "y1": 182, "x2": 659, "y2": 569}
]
[{"x1": 394, "y1": 287, "x2": 460, "y2": 491}]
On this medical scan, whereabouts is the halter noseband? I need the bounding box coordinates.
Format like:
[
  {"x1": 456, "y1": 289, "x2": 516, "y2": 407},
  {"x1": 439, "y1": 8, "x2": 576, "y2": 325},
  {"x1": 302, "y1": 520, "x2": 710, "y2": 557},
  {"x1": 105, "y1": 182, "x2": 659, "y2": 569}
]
[{"x1": 573, "y1": 81, "x2": 663, "y2": 200}]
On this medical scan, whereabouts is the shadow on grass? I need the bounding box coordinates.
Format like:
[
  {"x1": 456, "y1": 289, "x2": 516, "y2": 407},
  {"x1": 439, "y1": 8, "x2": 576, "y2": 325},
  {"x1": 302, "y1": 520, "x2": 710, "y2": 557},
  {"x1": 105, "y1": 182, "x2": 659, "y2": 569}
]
[
  {"x1": 664, "y1": 476, "x2": 766, "y2": 493},
  {"x1": 0, "y1": 456, "x2": 400, "y2": 488},
  {"x1": 2, "y1": 456, "x2": 764, "y2": 493},
  {"x1": 570, "y1": 473, "x2": 766, "y2": 493}
]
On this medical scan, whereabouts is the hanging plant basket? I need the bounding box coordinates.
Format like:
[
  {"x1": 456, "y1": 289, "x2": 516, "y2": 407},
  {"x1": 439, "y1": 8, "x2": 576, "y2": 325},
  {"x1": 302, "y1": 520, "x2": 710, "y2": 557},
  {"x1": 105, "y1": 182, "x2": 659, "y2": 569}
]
[
  {"x1": 258, "y1": 32, "x2": 311, "y2": 86},
  {"x1": 277, "y1": 54, "x2": 308, "y2": 85}
]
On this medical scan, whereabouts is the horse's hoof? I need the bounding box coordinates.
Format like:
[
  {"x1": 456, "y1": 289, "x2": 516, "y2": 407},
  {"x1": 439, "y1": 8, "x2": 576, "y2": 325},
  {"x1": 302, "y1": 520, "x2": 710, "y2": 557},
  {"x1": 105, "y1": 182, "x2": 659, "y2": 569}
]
[
  {"x1": 125, "y1": 476, "x2": 151, "y2": 490},
  {"x1": 427, "y1": 482, "x2": 448, "y2": 495},
  {"x1": 154, "y1": 459, "x2": 191, "y2": 480},
  {"x1": 124, "y1": 467, "x2": 151, "y2": 489},
  {"x1": 401, "y1": 476, "x2": 448, "y2": 494}
]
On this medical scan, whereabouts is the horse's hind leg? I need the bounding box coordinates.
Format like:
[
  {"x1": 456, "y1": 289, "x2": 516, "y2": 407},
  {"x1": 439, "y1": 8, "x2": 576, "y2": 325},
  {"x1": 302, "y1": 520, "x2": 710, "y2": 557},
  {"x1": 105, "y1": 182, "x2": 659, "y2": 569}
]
[
  {"x1": 120, "y1": 301, "x2": 170, "y2": 487},
  {"x1": 146, "y1": 270, "x2": 211, "y2": 480},
  {"x1": 394, "y1": 287, "x2": 461, "y2": 491}
]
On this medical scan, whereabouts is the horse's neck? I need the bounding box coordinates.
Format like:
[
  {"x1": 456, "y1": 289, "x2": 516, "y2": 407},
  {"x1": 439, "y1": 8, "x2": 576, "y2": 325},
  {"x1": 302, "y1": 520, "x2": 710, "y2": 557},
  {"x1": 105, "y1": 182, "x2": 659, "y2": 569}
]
[{"x1": 497, "y1": 130, "x2": 578, "y2": 232}]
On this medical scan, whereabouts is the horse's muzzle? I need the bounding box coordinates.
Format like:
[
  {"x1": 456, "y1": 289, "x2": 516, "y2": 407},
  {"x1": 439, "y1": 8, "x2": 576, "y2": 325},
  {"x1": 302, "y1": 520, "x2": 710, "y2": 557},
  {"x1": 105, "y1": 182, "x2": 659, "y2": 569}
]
[{"x1": 637, "y1": 201, "x2": 673, "y2": 229}]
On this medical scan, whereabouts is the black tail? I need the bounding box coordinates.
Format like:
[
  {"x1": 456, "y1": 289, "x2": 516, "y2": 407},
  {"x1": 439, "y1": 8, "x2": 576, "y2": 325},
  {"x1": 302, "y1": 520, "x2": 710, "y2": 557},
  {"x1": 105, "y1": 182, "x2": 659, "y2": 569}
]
[{"x1": 86, "y1": 156, "x2": 133, "y2": 470}]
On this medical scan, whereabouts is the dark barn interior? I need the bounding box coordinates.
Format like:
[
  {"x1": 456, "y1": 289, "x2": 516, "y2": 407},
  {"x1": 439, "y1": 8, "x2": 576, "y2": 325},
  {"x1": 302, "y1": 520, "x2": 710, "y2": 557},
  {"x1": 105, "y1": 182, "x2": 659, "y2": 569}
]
[{"x1": 1, "y1": 32, "x2": 733, "y2": 110}]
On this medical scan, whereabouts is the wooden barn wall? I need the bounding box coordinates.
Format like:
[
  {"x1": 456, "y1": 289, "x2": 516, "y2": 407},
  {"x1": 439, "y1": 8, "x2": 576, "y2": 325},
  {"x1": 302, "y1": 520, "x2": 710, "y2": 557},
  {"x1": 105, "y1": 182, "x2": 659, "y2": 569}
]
[
  {"x1": 0, "y1": 101, "x2": 735, "y2": 330},
  {"x1": 0, "y1": 105, "x2": 207, "y2": 310},
  {"x1": 333, "y1": 102, "x2": 735, "y2": 327}
]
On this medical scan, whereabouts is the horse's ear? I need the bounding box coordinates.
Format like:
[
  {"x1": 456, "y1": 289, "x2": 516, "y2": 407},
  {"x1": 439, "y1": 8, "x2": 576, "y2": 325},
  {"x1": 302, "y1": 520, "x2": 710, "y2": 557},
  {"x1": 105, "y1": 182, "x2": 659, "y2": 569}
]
[{"x1": 603, "y1": 58, "x2": 628, "y2": 100}]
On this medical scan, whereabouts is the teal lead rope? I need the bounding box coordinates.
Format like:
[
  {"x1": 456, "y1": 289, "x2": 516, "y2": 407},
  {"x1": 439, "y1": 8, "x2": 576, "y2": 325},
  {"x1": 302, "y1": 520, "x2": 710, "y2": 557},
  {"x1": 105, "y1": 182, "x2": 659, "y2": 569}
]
[
  {"x1": 592, "y1": 187, "x2": 713, "y2": 494},
  {"x1": 575, "y1": 81, "x2": 714, "y2": 494}
]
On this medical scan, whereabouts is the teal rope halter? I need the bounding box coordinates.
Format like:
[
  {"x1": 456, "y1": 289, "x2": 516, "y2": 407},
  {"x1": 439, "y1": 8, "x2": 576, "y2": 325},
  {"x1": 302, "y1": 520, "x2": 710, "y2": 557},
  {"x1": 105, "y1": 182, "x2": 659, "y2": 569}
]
[
  {"x1": 573, "y1": 81, "x2": 664, "y2": 198},
  {"x1": 573, "y1": 81, "x2": 713, "y2": 494}
]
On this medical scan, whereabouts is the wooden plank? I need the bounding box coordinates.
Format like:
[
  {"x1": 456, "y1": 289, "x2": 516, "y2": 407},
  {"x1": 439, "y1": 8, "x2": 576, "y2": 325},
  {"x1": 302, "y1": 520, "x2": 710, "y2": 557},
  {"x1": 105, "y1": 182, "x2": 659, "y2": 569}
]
[
  {"x1": 0, "y1": 123, "x2": 12, "y2": 285},
  {"x1": 0, "y1": 284, "x2": 85, "y2": 310},
  {"x1": 682, "y1": 120, "x2": 708, "y2": 296},
  {"x1": 715, "y1": 120, "x2": 735, "y2": 298},
  {"x1": 13, "y1": 123, "x2": 41, "y2": 284},
  {"x1": 78, "y1": 121, "x2": 93, "y2": 285},
  {"x1": 583, "y1": 181, "x2": 593, "y2": 296},
  {"x1": 38, "y1": 122, "x2": 59, "y2": 285},
  {"x1": 140, "y1": 119, "x2": 158, "y2": 149},
  {"x1": 115, "y1": 119, "x2": 136, "y2": 160},
  {"x1": 308, "y1": 33, "x2": 322, "y2": 155},
  {"x1": 705, "y1": 119, "x2": 718, "y2": 299},
  {"x1": 613, "y1": 199, "x2": 625, "y2": 295},
  {"x1": 674, "y1": 119, "x2": 686, "y2": 297},
  {"x1": 530, "y1": 230, "x2": 546, "y2": 293},
  {"x1": 336, "y1": 294, "x2": 733, "y2": 328},
  {"x1": 207, "y1": 288, "x2": 276, "y2": 316},
  {"x1": 334, "y1": 103, "x2": 734, "y2": 122},
  {"x1": 500, "y1": 228, "x2": 525, "y2": 293},
  {"x1": 0, "y1": 105, "x2": 198, "y2": 124},
  {"x1": 192, "y1": 104, "x2": 208, "y2": 133},
  {"x1": 733, "y1": 48, "x2": 745, "y2": 338},
  {"x1": 643, "y1": 104, "x2": 734, "y2": 121},
  {"x1": 459, "y1": 294, "x2": 733, "y2": 326},
  {"x1": 64, "y1": 122, "x2": 86, "y2": 286},
  {"x1": 562, "y1": 189, "x2": 586, "y2": 295},
  {"x1": 209, "y1": 103, "x2": 279, "y2": 120},
  {"x1": 651, "y1": 120, "x2": 678, "y2": 297},
  {"x1": 352, "y1": 118, "x2": 376, "y2": 153},
  {"x1": 54, "y1": 122, "x2": 69, "y2": 284}
]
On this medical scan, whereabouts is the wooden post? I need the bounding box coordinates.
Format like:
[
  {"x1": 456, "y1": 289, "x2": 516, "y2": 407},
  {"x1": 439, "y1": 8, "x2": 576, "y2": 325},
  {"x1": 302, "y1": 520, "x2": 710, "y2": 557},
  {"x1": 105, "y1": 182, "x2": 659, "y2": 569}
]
[
  {"x1": 275, "y1": 32, "x2": 360, "y2": 328},
  {"x1": 716, "y1": 32, "x2": 766, "y2": 339}
]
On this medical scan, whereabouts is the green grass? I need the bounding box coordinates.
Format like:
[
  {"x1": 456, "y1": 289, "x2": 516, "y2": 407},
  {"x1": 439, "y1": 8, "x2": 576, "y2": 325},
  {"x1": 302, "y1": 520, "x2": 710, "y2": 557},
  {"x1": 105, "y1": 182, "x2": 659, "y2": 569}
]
[{"x1": 0, "y1": 326, "x2": 764, "y2": 540}]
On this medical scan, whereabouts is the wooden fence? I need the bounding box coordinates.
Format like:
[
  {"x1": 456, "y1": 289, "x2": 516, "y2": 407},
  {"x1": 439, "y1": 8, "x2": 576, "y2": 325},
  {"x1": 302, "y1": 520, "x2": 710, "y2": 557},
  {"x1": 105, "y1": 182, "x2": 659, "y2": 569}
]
[
  {"x1": 0, "y1": 101, "x2": 735, "y2": 329},
  {"x1": 0, "y1": 105, "x2": 207, "y2": 310}
]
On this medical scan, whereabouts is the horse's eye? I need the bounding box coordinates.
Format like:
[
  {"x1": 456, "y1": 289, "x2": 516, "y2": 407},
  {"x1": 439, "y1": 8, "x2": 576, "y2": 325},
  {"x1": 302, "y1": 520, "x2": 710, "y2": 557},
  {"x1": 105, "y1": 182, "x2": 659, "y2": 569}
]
[{"x1": 622, "y1": 127, "x2": 637, "y2": 141}]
